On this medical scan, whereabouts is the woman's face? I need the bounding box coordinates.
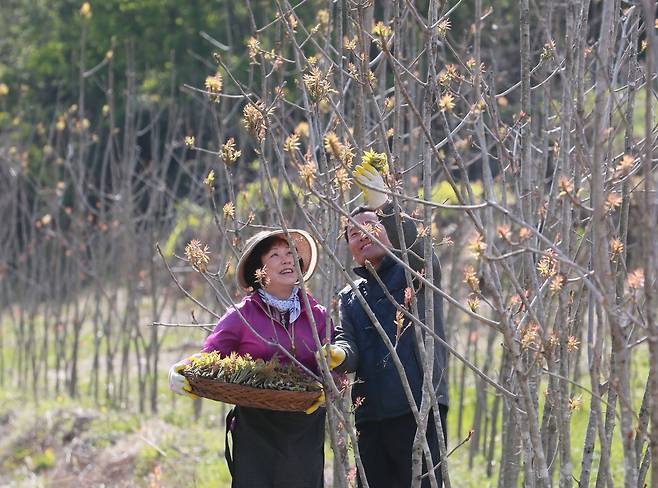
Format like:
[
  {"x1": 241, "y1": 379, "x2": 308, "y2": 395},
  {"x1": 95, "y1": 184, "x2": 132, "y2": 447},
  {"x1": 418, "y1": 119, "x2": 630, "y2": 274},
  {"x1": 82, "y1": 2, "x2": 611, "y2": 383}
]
[{"x1": 260, "y1": 241, "x2": 300, "y2": 292}]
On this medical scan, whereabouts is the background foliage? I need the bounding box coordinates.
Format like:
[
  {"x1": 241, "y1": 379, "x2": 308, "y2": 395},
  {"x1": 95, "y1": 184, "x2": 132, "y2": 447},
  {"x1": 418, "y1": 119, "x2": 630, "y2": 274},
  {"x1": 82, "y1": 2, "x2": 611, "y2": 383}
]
[{"x1": 1, "y1": 0, "x2": 657, "y2": 487}]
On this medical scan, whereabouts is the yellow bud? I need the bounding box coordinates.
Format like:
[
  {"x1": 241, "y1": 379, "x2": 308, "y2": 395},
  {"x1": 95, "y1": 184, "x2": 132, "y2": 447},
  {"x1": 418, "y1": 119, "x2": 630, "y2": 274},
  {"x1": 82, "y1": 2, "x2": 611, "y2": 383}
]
[{"x1": 80, "y1": 2, "x2": 92, "y2": 18}]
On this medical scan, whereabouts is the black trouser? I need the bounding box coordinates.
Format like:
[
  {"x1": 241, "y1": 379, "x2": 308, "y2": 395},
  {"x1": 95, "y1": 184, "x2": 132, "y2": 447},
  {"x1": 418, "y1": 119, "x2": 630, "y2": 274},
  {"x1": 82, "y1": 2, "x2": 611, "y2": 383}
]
[
  {"x1": 356, "y1": 405, "x2": 448, "y2": 488},
  {"x1": 225, "y1": 406, "x2": 325, "y2": 488}
]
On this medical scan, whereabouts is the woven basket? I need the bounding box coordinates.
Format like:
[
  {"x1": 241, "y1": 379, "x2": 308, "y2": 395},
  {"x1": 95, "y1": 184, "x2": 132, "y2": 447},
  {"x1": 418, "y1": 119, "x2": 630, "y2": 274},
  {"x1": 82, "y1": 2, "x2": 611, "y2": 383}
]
[{"x1": 183, "y1": 372, "x2": 322, "y2": 412}]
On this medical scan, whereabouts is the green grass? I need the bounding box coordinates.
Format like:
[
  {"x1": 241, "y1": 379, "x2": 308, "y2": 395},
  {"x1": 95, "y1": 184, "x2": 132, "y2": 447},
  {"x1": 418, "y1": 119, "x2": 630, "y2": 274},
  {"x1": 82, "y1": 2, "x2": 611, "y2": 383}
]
[
  {"x1": 0, "y1": 389, "x2": 233, "y2": 487},
  {"x1": 0, "y1": 357, "x2": 650, "y2": 488},
  {"x1": 445, "y1": 341, "x2": 651, "y2": 487},
  {"x1": 0, "y1": 302, "x2": 652, "y2": 487}
]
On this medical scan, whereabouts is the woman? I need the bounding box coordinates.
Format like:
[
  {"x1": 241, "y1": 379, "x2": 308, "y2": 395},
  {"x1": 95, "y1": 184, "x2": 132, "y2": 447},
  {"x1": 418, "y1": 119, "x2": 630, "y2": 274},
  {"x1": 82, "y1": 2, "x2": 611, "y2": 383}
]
[{"x1": 168, "y1": 228, "x2": 331, "y2": 488}]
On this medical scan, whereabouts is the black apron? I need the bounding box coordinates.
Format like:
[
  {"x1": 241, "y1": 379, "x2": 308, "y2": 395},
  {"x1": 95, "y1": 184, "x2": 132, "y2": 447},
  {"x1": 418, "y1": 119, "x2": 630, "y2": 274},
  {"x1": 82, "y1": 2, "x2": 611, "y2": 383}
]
[{"x1": 225, "y1": 406, "x2": 325, "y2": 488}]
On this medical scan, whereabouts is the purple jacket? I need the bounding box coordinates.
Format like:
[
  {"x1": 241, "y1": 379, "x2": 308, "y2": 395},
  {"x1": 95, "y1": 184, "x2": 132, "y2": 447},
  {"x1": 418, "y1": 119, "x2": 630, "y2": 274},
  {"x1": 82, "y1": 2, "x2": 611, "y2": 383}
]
[{"x1": 202, "y1": 290, "x2": 332, "y2": 373}]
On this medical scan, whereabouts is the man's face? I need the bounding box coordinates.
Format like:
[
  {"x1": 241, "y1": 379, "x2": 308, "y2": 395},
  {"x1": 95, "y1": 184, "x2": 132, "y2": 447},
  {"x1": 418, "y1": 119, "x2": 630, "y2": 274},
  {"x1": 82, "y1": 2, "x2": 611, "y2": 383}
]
[{"x1": 347, "y1": 211, "x2": 392, "y2": 268}]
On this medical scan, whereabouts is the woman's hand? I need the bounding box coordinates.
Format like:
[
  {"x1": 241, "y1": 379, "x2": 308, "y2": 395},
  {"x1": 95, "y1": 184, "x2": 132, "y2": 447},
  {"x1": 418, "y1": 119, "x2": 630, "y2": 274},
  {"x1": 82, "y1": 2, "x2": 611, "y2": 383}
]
[
  {"x1": 304, "y1": 388, "x2": 325, "y2": 415},
  {"x1": 307, "y1": 345, "x2": 346, "y2": 414},
  {"x1": 168, "y1": 356, "x2": 199, "y2": 399}
]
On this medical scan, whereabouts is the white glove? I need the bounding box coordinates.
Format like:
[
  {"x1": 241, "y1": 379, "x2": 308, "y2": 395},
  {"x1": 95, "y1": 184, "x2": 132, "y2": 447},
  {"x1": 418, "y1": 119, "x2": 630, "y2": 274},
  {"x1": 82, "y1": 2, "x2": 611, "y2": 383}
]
[
  {"x1": 353, "y1": 162, "x2": 389, "y2": 209},
  {"x1": 168, "y1": 356, "x2": 198, "y2": 399}
]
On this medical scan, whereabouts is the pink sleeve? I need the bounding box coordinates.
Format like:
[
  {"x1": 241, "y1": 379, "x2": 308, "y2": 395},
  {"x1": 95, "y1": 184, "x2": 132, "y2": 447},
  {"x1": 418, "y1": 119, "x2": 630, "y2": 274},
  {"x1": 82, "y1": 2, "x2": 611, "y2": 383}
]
[
  {"x1": 202, "y1": 308, "x2": 242, "y2": 354},
  {"x1": 316, "y1": 306, "x2": 335, "y2": 344}
]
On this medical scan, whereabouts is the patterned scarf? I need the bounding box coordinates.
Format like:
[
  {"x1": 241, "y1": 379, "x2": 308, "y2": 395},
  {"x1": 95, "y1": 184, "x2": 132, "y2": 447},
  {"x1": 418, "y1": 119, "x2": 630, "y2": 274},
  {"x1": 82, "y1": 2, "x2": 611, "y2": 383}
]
[{"x1": 258, "y1": 287, "x2": 301, "y2": 323}]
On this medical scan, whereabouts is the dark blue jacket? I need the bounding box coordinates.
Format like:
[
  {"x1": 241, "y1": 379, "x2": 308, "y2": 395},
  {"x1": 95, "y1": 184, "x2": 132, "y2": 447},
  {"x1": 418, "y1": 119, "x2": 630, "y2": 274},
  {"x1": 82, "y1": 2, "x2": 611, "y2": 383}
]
[{"x1": 334, "y1": 203, "x2": 449, "y2": 425}]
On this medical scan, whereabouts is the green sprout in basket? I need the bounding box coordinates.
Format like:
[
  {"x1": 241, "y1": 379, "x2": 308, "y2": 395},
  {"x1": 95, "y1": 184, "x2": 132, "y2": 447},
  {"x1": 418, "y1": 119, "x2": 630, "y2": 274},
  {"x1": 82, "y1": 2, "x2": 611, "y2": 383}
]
[{"x1": 183, "y1": 352, "x2": 321, "y2": 392}]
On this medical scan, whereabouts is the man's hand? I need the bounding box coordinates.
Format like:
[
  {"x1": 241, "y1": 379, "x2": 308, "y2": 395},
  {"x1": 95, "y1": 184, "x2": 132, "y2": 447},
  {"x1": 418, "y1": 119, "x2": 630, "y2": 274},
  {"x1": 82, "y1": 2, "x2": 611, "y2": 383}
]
[
  {"x1": 316, "y1": 344, "x2": 346, "y2": 370},
  {"x1": 304, "y1": 388, "x2": 326, "y2": 415},
  {"x1": 353, "y1": 162, "x2": 389, "y2": 209},
  {"x1": 168, "y1": 356, "x2": 198, "y2": 399}
]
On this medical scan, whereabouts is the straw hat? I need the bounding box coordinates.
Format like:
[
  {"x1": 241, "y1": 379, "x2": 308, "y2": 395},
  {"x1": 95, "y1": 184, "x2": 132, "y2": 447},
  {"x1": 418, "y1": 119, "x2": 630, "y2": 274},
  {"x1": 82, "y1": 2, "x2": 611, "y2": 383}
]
[{"x1": 236, "y1": 229, "x2": 318, "y2": 290}]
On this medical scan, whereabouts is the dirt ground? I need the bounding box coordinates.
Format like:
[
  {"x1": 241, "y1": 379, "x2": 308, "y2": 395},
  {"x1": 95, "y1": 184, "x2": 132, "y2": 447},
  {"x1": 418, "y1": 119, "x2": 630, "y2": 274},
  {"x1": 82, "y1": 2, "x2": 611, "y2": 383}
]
[{"x1": 0, "y1": 405, "x2": 178, "y2": 488}]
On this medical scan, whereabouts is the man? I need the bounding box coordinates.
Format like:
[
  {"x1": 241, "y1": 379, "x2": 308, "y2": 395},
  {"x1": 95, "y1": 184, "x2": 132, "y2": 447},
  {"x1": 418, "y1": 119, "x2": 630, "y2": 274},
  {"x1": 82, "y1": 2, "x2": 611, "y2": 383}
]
[{"x1": 324, "y1": 161, "x2": 449, "y2": 487}]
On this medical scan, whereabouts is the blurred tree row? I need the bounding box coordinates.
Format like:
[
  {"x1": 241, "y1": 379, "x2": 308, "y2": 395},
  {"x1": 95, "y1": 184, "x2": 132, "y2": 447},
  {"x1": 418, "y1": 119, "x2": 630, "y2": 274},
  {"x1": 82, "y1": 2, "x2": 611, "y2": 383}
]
[
  {"x1": 1, "y1": 1, "x2": 657, "y2": 486},
  {"x1": 0, "y1": 0, "x2": 527, "y2": 126},
  {"x1": 1, "y1": 1, "x2": 236, "y2": 115}
]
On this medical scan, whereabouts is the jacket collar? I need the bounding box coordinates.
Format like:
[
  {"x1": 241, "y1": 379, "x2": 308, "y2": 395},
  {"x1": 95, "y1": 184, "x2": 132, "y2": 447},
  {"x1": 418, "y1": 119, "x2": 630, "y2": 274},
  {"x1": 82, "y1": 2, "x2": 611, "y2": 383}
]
[{"x1": 353, "y1": 253, "x2": 396, "y2": 281}]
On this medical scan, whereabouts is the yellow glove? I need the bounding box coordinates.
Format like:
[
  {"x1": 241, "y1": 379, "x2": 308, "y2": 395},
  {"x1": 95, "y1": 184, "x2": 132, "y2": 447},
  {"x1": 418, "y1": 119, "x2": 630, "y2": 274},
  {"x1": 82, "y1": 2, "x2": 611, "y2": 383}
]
[
  {"x1": 305, "y1": 389, "x2": 325, "y2": 415},
  {"x1": 353, "y1": 161, "x2": 388, "y2": 209},
  {"x1": 316, "y1": 344, "x2": 346, "y2": 370}
]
